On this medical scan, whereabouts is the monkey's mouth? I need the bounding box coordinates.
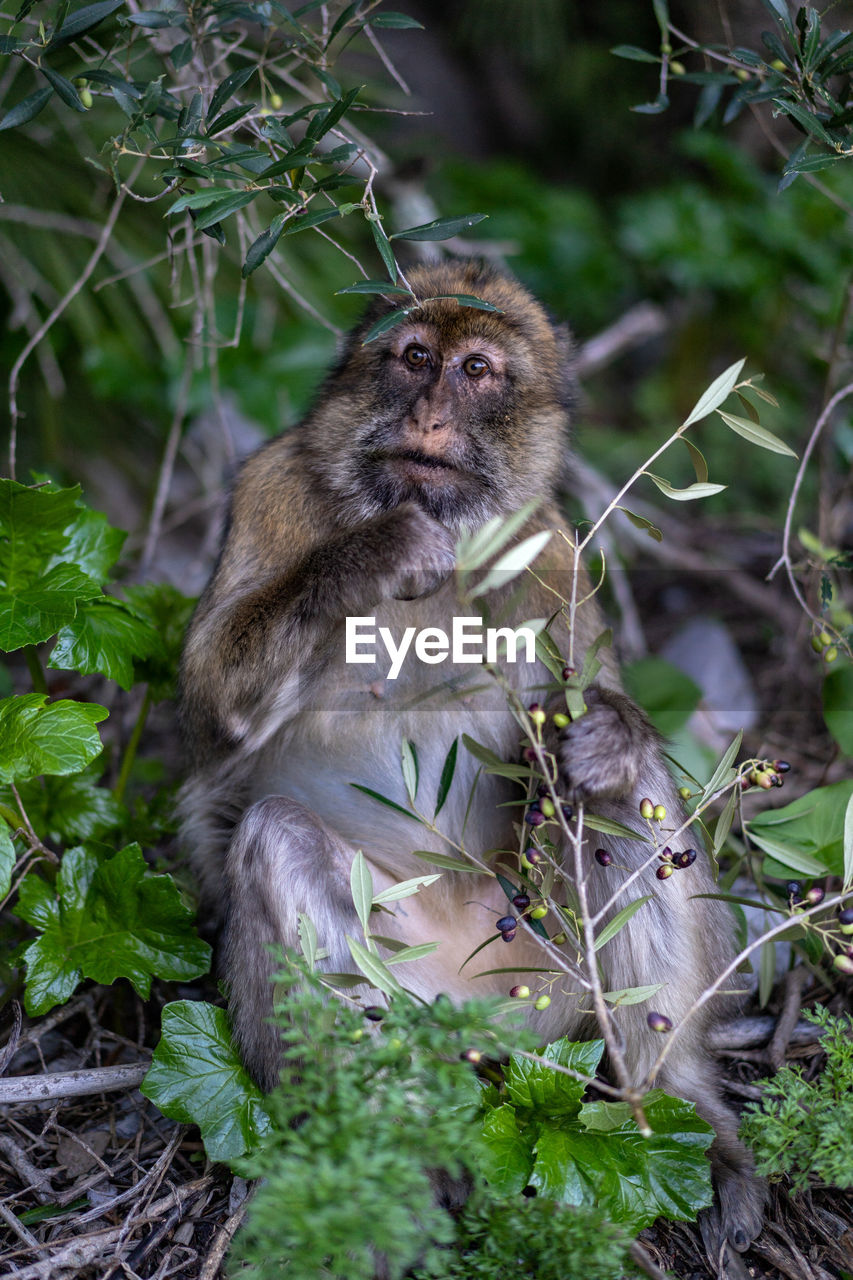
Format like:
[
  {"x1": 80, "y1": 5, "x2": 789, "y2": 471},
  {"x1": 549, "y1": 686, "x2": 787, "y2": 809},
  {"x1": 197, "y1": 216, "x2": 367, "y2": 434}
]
[{"x1": 375, "y1": 449, "x2": 459, "y2": 480}]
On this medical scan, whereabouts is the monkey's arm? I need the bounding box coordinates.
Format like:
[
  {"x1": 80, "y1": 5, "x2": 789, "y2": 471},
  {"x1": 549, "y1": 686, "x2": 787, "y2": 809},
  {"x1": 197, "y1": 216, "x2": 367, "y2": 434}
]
[{"x1": 181, "y1": 453, "x2": 454, "y2": 754}]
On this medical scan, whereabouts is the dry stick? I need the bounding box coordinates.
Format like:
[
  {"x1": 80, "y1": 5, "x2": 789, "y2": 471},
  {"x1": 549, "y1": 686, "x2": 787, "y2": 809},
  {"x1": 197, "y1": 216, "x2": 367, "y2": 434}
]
[
  {"x1": 0, "y1": 1061, "x2": 148, "y2": 1105},
  {"x1": 0, "y1": 1133, "x2": 54, "y2": 1202},
  {"x1": 75, "y1": 1131, "x2": 184, "y2": 1227},
  {"x1": 7, "y1": 163, "x2": 141, "y2": 480},
  {"x1": 0, "y1": 1201, "x2": 42, "y2": 1252},
  {"x1": 769, "y1": 377, "x2": 853, "y2": 636},
  {"x1": 766, "y1": 965, "x2": 808, "y2": 1072},
  {"x1": 198, "y1": 1197, "x2": 250, "y2": 1280}
]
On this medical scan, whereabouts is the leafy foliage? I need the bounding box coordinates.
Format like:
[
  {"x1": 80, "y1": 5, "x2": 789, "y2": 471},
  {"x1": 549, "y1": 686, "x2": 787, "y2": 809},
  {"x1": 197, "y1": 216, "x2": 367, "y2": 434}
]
[{"x1": 740, "y1": 1007, "x2": 853, "y2": 1190}]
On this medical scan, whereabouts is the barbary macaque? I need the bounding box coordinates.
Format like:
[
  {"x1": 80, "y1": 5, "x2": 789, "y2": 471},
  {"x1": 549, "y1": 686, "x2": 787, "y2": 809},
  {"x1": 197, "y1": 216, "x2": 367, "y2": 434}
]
[{"x1": 179, "y1": 260, "x2": 764, "y2": 1251}]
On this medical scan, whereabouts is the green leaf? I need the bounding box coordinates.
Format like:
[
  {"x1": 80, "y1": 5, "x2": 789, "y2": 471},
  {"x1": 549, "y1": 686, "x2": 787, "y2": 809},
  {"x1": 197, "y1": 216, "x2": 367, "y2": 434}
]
[
  {"x1": 505, "y1": 1038, "x2": 603, "y2": 1113},
  {"x1": 583, "y1": 813, "x2": 649, "y2": 841},
  {"x1": 15, "y1": 844, "x2": 211, "y2": 1015},
  {"x1": 0, "y1": 824, "x2": 15, "y2": 898},
  {"x1": 456, "y1": 499, "x2": 542, "y2": 572},
  {"x1": 410, "y1": 849, "x2": 482, "y2": 873},
  {"x1": 49, "y1": 505, "x2": 126, "y2": 580},
  {"x1": 701, "y1": 731, "x2": 743, "y2": 802},
  {"x1": 297, "y1": 913, "x2": 318, "y2": 969},
  {"x1": 748, "y1": 779, "x2": 853, "y2": 880},
  {"x1": 611, "y1": 44, "x2": 660, "y2": 62},
  {"x1": 435, "y1": 293, "x2": 502, "y2": 313},
  {"x1": 389, "y1": 213, "x2": 488, "y2": 241},
  {"x1": 623, "y1": 656, "x2": 702, "y2": 738},
  {"x1": 193, "y1": 190, "x2": 258, "y2": 232},
  {"x1": 716, "y1": 411, "x2": 797, "y2": 457},
  {"x1": 383, "y1": 941, "x2": 439, "y2": 964},
  {"x1": 0, "y1": 86, "x2": 53, "y2": 131},
  {"x1": 823, "y1": 664, "x2": 853, "y2": 754},
  {"x1": 40, "y1": 65, "x2": 85, "y2": 111},
  {"x1": 3, "y1": 767, "x2": 124, "y2": 844},
  {"x1": 477, "y1": 1104, "x2": 533, "y2": 1193},
  {"x1": 207, "y1": 65, "x2": 255, "y2": 123},
  {"x1": 346, "y1": 935, "x2": 405, "y2": 998},
  {"x1": 616, "y1": 507, "x2": 662, "y2": 541},
  {"x1": 645, "y1": 474, "x2": 727, "y2": 502},
  {"x1": 122, "y1": 583, "x2": 195, "y2": 699},
  {"x1": 281, "y1": 207, "x2": 342, "y2": 236},
  {"x1": 594, "y1": 897, "x2": 653, "y2": 951},
  {"x1": 141, "y1": 1001, "x2": 271, "y2": 1162},
  {"x1": 349, "y1": 850, "x2": 373, "y2": 936},
  {"x1": 713, "y1": 787, "x2": 738, "y2": 858},
  {"x1": 681, "y1": 359, "x2": 745, "y2": 428},
  {"x1": 748, "y1": 831, "x2": 830, "y2": 876},
  {"x1": 362, "y1": 309, "x2": 412, "y2": 344},
  {"x1": 0, "y1": 562, "x2": 101, "y2": 650},
  {"x1": 603, "y1": 983, "x2": 664, "y2": 1006},
  {"x1": 434, "y1": 737, "x2": 458, "y2": 819},
  {"x1": 369, "y1": 12, "x2": 424, "y2": 28},
  {"x1": 773, "y1": 96, "x2": 837, "y2": 146},
  {"x1": 305, "y1": 85, "x2": 360, "y2": 140},
  {"x1": 336, "y1": 280, "x2": 414, "y2": 297},
  {"x1": 682, "y1": 438, "x2": 709, "y2": 483},
  {"x1": 461, "y1": 735, "x2": 532, "y2": 779},
  {"x1": 369, "y1": 217, "x2": 397, "y2": 282},
  {"x1": 372, "y1": 874, "x2": 441, "y2": 905},
  {"x1": 49, "y1": 596, "x2": 160, "y2": 689},
  {"x1": 349, "y1": 783, "x2": 422, "y2": 822},
  {"x1": 242, "y1": 217, "x2": 287, "y2": 277},
  {"x1": 46, "y1": 0, "x2": 123, "y2": 49},
  {"x1": 844, "y1": 791, "x2": 853, "y2": 888},
  {"x1": 400, "y1": 739, "x2": 419, "y2": 804},
  {"x1": 467, "y1": 530, "x2": 552, "y2": 599},
  {"x1": 0, "y1": 694, "x2": 107, "y2": 783}
]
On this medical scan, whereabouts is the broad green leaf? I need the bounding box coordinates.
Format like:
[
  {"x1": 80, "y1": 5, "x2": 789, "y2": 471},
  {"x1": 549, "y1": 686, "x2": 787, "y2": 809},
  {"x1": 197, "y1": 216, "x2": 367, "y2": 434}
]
[
  {"x1": 477, "y1": 1104, "x2": 533, "y2": 1193},
  {"x1": 346, "y1": 935, "x2": 405, "y2": 998},
  {"x1": 401, "y1": 739, "x2": 418, "y2": 804},
  {"x1": 1, "y1": 768, "x2": 124, "y2": 844},
  {"x1": 645, "y1": 473, "x2": 727, "y2": 502},
  {"x1": 716, "y1": 411, "x2": 797, "y2": 457},
  {"x1": 15, "y1": 844, "x2": 211, "y2": 1015},
  {"x1": 594, "y1": 897, "x2": 653, "y2": 951},
  {"x1": 389, "y1": 213, "x2": 487, "y2": 241},
  {"x1": 681, "y1": 358, "x2": 745, "y2": 427},
  {"x1": 0, "y1": 824, "x2": 15, "y2": 898},
  {"x1": 0, "y1": 694, "x2": 107, "y2": 783},
  {"x1": 505, "y1": 1038, "x2": 603, "y2": 1113},
  {"x1": 141, "y1": 1001, "x2": 271, "y2": 1162},
  {"x1": 823, "y1": 664, "x2": 853, "y2": 754},
  {"x1": 623, "y1": 656, "x2": 702, "y2": 738},
  {"x1": 0, "y1": 562, "x2": 101, "y2": 650},
  {"x1": 844, "y1": 791, "x2": 853, "y2": 888},
  {"x1": 349, "y1": 850, "x2": 373, "y2": 936},
  {"x1": 49, "y1": 596, "x2": 160, "y2": 689},
  {"x1": 372, "y1": 874, "x2": 441, "y2": 905},
  {"x1": 122, "y1": 583, "x2": 195, "y2": 699},
  {"x1": 748, "y1": 778, "x2": 853, "y2": 879},
  {"x1": 747, "y1": 830, "x2": 830, "y2": 876},
  {"x1": 47, "y1": 505, "x2": 125, "y2": 580},
  {"x1": 434, "y1": 737, "x2": 458, "y2": 818},
  {"x1": 0, "y1": 86, "x2": 53, "y2": 131}
]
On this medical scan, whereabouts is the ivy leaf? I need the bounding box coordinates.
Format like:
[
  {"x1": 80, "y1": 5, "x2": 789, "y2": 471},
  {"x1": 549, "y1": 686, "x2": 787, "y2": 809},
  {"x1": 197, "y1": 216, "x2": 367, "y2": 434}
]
[
  {"x1": 0, "y1": 824, "x2": 15, "y2": 898},
  {"x1": 49, "y1": 596, "x2": 161, "y2": 690},
  {"x1": 0, "y1": 694, "x2": 107, "y2": 783},
  {"x1": 14, "y1": 844, "x2": 211, "y2": 1016},
  {"x1": 141, "y1": 1001, "x2": 271, "y2": 1162}
]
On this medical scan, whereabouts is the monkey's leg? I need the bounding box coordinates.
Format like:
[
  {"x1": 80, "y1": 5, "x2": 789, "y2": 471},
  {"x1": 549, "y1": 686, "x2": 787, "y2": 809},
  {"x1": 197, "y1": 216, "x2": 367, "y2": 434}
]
[{"x1": 222, "y1": 796, "x2": 364, "y2": 1092}]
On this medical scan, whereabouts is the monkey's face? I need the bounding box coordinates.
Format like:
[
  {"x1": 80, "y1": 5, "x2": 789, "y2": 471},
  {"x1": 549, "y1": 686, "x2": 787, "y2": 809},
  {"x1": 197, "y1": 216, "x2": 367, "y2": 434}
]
[{"x1": 304, "y1": 262, "x2": 573, "y2": 530}]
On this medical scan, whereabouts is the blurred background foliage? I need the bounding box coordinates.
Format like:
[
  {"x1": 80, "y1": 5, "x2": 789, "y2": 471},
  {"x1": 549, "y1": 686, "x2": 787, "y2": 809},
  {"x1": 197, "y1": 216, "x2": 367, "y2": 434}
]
[{"x1": 1, "y1": 0, "x2": 852, "y2": 545}]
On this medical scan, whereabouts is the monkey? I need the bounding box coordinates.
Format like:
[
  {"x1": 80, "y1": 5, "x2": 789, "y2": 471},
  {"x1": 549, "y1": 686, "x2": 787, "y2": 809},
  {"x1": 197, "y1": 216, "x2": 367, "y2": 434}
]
[{"x1": 178, "y1": 259, "x2": 765, "y2": 1254}]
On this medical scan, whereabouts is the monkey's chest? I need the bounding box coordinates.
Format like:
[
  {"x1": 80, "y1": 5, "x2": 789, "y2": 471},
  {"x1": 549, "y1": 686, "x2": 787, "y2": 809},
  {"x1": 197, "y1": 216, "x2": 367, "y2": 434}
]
[{"x1": 250, "y1": 595, "x2": 542, "y2": 871}]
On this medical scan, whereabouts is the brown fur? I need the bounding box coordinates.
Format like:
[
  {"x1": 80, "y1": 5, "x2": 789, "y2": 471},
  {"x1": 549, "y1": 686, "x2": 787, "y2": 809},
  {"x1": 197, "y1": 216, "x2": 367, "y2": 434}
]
[{"x1": 179, "y1": 260, "x2": 764, "y2": 1252}]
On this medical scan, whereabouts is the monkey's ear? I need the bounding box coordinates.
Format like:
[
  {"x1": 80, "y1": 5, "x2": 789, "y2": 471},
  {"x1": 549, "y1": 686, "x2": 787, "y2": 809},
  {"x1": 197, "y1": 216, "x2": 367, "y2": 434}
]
[{"x1": 551, "y1": 320, "x2": 579, "y2": 414}]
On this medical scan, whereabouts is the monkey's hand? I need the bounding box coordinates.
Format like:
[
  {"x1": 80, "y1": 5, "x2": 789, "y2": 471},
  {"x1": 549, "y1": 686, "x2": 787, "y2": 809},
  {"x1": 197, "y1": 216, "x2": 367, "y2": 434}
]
[
  {"x1": 557, "y1": 686, "x2": 654, "y2": 800},
  {"x1": 385, "y1": 503, "x2": 457, "y2": 601}
]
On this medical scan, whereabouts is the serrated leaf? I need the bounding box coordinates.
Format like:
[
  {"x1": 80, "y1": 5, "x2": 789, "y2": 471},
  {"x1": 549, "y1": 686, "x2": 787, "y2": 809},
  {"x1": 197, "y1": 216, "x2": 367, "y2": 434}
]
[
  {"x1": 0, "y1": 562, "x2": 101, "y2": 650},
  {"x1": 49, "y1": 596, "x2": 160, "y2": 689},
  {"x1": 717, "y1": 411, "x2": 797, "y2": 457},
  {"x1": 48, "y1": 505, "x2": 126, "y2": 580},
  {"x1": 434, "y1": 737, "x2": 458, "y2": 818},
  {"x1": 346, "y1": 935, "x2": 405, "y2": 998},
  {"x1": 0, "y1": 824, "x2": 15, "y2": 898},
  {"x1": 141, "y1": 1001, "x2": 271, "y2": 1161},
  {"x1": 645, "y1": 473, "x2": 727, "y2": 502},
  {"x1": 682, "y1": 358, "x2": 745, "y2": 427},
  {"x1": 15, "y1": 845, "x2": 211, "y2": 1016},
  {"x1": 349, "y1": 850, "x2": 373, "y2": 935},
  {"x1": 0, "y1": 86, "x2": 53, "y2": 131},
  {"x1": 3, "y1": 767, "x2": 124, "y2": 844},
  {"x1": 0, "y1": 694, "x2": 107, "y2": 783},
  {"x1": 505, "y1": 1038, "x2": 604, "y2": 1113},
  {"x1": 389, "y1": 213, "x2": 488, "y2": 242},
  {"x1": 594, "y1": 897, "x2": 653, "y2": 951},
  {"x1": 122, "y1": 583, "x2": 195, "y2": 699},
  {"x1": 401, "y1": 739, "x2": 418, "y2": 804},
  {"x1": 372, "y1": 874, "x2": 441, "y2": 905},
  {"x1": 476, "y1": 1104, "x2": 533, "y2": 1193}
]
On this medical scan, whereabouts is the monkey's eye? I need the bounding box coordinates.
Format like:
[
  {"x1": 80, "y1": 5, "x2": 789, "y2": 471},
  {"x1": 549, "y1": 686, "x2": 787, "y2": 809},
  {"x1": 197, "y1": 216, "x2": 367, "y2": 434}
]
[
  {"x1": 403, "y1": 344, "x2": 430, "y2": 369},
  {"x1": 462, "y1": 355, "x2": 490, "y2": 379}
]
